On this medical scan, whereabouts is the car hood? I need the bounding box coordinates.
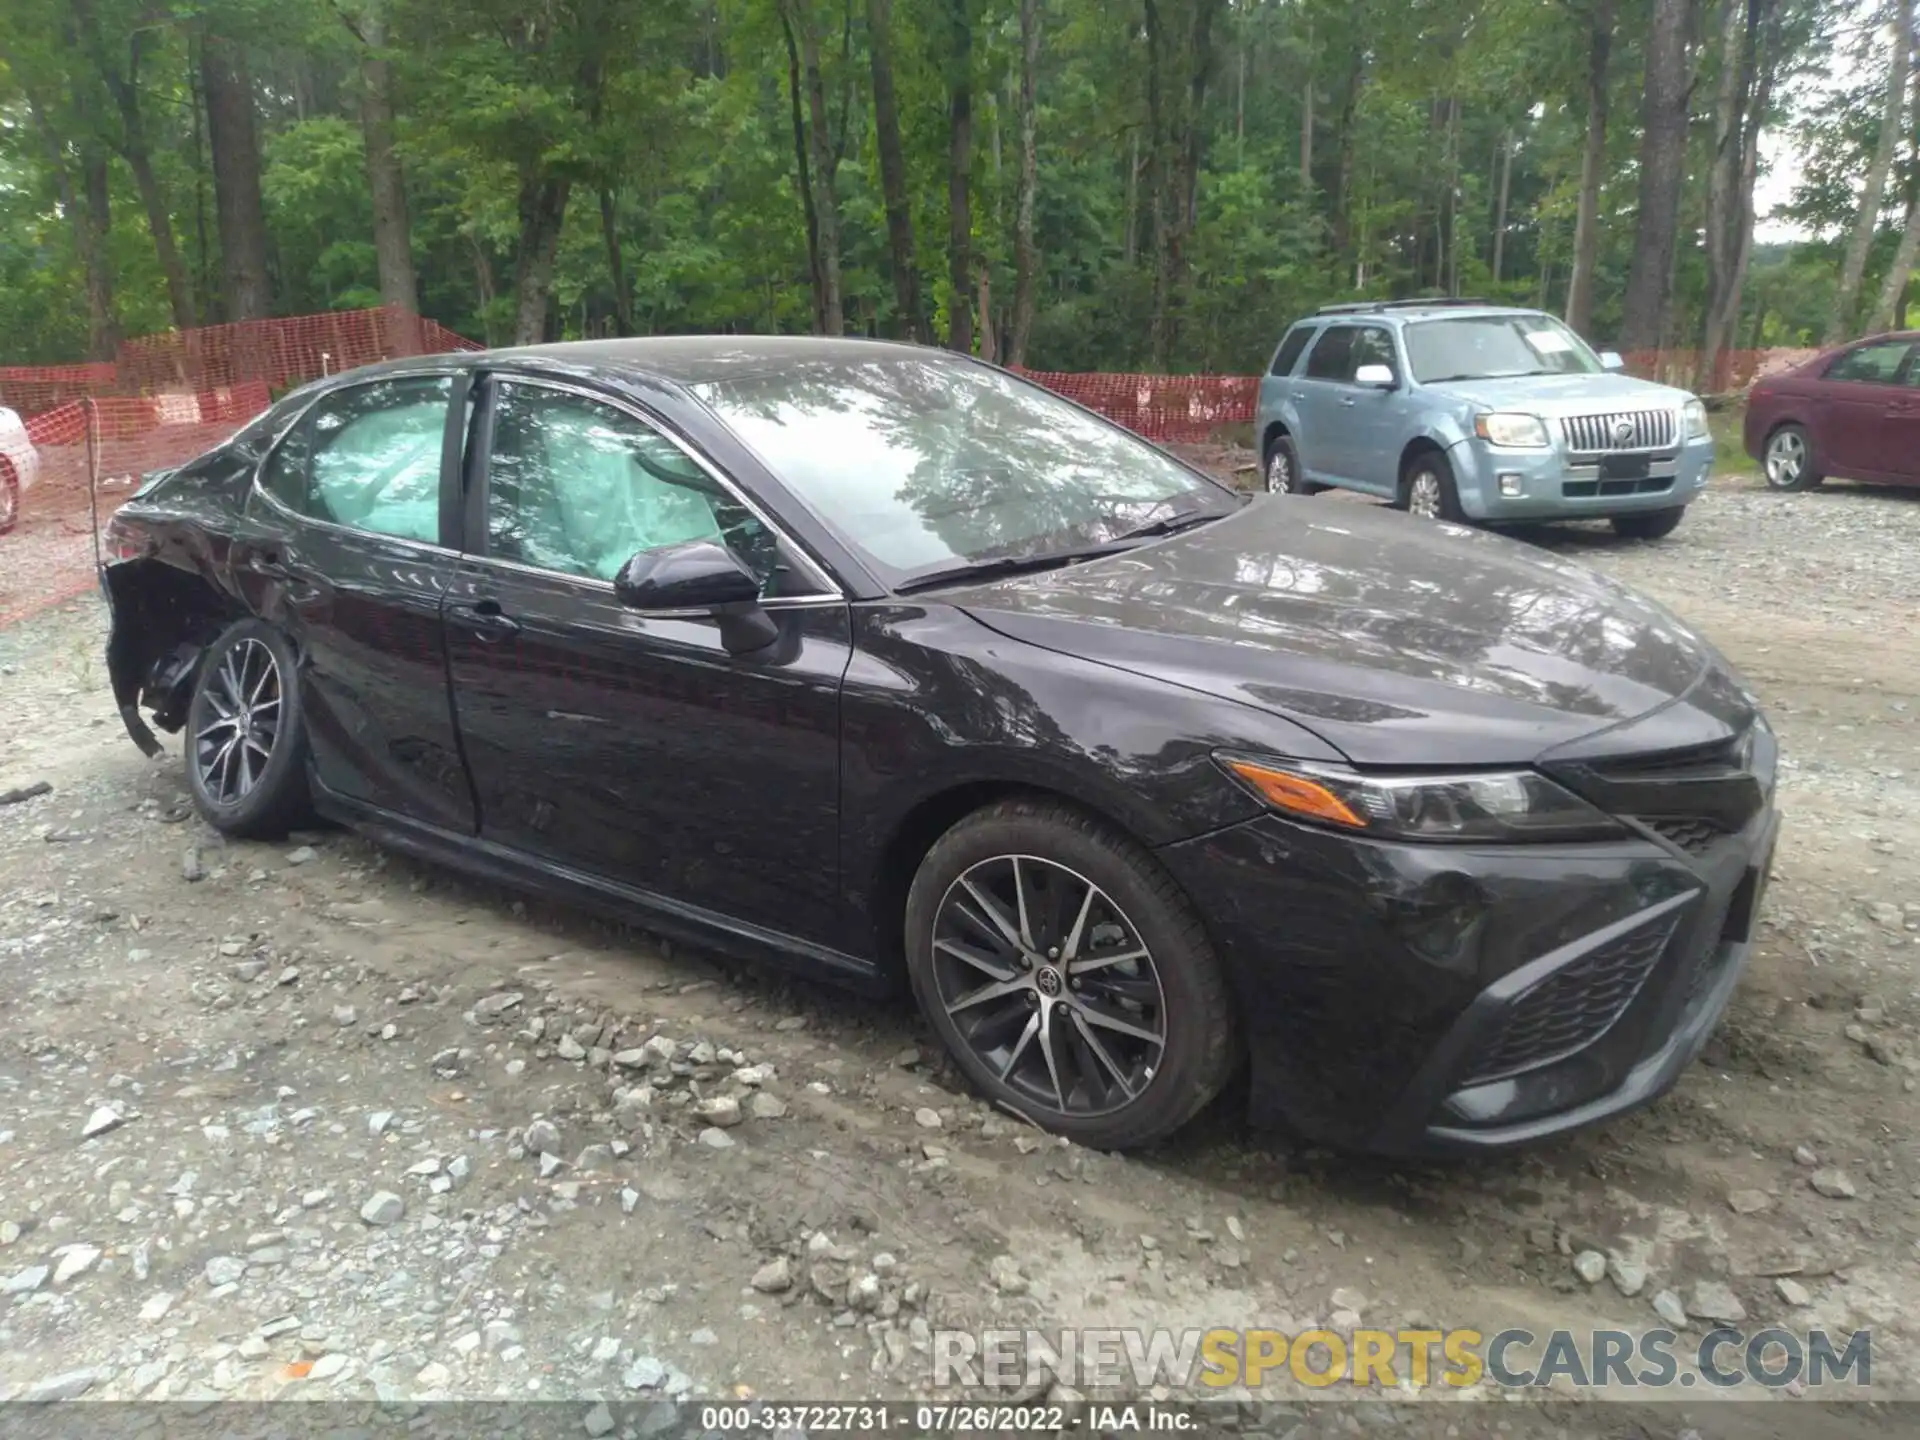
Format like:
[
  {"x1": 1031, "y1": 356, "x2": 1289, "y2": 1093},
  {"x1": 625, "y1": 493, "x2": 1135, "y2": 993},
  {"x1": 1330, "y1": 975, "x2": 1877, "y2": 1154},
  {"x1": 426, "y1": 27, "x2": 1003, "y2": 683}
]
[
  {"x1": 1423, "y1": 372, "x2": 1692, "y2": 415},
  {"x1": 950, "y1": 499, "x2": 1750, "y2": 766}
]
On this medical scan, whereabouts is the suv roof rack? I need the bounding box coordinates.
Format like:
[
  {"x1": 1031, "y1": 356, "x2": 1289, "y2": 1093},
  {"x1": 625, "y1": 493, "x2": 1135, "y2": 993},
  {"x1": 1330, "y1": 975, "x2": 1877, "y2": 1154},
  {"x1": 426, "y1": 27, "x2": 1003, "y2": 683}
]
[{"x1": 1314, "y1": 298, "x2": 1495, "y2": 316}]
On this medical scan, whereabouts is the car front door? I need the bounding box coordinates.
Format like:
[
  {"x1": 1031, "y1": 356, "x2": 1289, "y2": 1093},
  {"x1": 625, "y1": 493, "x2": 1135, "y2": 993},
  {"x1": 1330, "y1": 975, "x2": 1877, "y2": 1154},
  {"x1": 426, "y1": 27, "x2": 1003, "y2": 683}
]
[
  {"x1": 236, "y1": 371, "x2": 476, "y2": 832},
  {"x1": 1293, "y1": 324, "x2": 1359, "y2": 485},
  {"x1": 1881, "y1": 344, "x2": 1920, "y2": 482},
  {"x1": 443, "y1": 374, "x2": 854, "y2": 950},
  {"x1": 1816, "y1": 339, "x2": 1914, "y2": 478},
  {"x1": 1329, "y1": 324, "x2": 1411, "y2": 491}
]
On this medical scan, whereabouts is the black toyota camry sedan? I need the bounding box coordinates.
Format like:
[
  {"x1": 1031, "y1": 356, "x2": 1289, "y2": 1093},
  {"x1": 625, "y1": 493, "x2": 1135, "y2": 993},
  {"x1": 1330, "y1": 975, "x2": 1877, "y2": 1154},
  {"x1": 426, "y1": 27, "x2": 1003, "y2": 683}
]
[{"x1": 101, "y1": 337, "x2": 1779, "y2": 1155}]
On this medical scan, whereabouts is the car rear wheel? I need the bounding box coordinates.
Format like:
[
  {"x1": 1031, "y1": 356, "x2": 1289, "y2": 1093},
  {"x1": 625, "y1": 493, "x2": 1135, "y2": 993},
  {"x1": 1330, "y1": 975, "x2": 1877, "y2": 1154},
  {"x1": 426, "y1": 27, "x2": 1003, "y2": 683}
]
[
  {"x1": 1400, "y1": 451, "x2": 1462, "y2": 522},
  {"x1": 1262, "y1": 435, "x2": 1315, "y2": 496},
  {"x1": 1611, "y1": 506, "x2": 1686, "y2": 540},
  {"x1": 1762, "y1": 424, "x2": 1823, "y2": 492},
  {"x1": 904, "y1": 799, "x2": 1239, "y2": 1150},
  {"x1": 185, "y1": 619, "x2": 313, "y2": 838},
  {"x1": 0, "y1": 458, "x2": 18, "y2": 537}
]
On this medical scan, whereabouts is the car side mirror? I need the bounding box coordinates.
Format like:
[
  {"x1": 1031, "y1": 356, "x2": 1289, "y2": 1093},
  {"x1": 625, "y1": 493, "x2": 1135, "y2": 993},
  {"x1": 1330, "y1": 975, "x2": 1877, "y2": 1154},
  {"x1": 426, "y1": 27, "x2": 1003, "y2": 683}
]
[
  {"x1": 613, "y1": 540, "x2": 778, "y2": 655},
  {"x1": 1598, "y1": 351, "x2": 1626, "y2": 373},
  {"x1": 1353, "y1": 364, "x2": 1397, "y2": 389}
]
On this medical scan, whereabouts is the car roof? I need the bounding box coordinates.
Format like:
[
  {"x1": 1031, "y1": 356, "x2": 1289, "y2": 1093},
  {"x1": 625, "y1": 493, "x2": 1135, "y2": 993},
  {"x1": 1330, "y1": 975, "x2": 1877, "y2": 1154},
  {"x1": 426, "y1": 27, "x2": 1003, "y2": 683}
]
[
  {"x1": 489, "y1": 335, "x2": 935, "y2": 386},
  {"x1": 1298, "y1": 305, "x2": 1551, "y2": 327}
]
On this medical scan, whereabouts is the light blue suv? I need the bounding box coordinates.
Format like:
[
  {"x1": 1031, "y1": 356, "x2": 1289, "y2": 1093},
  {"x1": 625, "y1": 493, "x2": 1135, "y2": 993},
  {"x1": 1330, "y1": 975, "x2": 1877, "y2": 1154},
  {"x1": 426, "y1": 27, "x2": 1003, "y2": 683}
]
[{"x1": 1256, "y1": 301, "x2": 1715, "y2": 538}]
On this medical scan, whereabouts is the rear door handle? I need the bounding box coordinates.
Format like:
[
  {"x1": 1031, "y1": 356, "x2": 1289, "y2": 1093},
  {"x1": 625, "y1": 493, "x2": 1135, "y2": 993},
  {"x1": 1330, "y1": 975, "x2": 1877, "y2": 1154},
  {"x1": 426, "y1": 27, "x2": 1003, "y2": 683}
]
[{"x1": 451, "y1": 598, "x2": 521, "y2": 639}]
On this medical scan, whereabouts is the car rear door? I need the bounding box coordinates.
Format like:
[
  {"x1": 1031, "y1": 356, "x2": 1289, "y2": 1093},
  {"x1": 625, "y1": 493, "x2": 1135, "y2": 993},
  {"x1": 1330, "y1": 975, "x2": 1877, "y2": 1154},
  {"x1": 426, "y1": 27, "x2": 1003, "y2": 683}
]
[
  {"x1": 1293, "y1": 324, "x2": 1359, "y2": 485},
  {"x1": 236, "y1": 370, "x2": 476, "y2": 832},
  {"x1": 1815, "y1": 339, "x2": 1913, "y2": 478},
  {"x1": 1882, "y1": 344, "x2": 1920, "y2": 482},
  {"x1": 442, "y1": 373, "x2": 854, "y2": 950}
]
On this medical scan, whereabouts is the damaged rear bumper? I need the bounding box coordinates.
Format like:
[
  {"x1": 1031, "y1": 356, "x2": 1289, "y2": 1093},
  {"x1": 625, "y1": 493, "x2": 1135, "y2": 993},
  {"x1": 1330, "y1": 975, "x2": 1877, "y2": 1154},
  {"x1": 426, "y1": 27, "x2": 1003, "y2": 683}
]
[{"x1": 102, "y1": 559, "x2": 218, "y2": 759}]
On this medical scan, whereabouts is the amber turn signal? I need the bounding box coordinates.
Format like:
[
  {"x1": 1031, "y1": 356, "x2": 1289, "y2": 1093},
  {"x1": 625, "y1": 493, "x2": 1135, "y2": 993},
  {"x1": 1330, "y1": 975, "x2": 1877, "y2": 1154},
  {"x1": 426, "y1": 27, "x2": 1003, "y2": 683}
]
[{"x1": 1222, "y1": 759, "x2": 1366, "y2": 829}]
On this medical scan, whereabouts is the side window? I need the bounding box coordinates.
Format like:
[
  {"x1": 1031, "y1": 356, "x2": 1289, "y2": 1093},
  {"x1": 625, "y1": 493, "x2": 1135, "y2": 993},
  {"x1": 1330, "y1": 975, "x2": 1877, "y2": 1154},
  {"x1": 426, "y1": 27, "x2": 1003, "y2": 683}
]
[
  {"x1": 484, "y1": 383, "x2": 781, "y2": 588},
  {"x1": 1826, "y1": 342, "x2": 1911, "y2": 385},
  {"x1": 1349, "y1": 328, "x2": 1397, "y2": 377},
  {"x1": 260, "y1": 376, "x2": 451, "y2": 543},
  {"x1": 1304, "y1": 325, "x2": 1358, "y2": 381},
  {"x1": 1269, "y1": 326, "x2": 1314, "y2": 377}
]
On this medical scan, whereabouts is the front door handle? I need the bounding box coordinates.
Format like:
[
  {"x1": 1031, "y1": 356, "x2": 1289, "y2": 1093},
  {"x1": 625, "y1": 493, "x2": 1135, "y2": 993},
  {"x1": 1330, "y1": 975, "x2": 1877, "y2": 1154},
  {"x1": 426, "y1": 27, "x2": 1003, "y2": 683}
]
[
  {"x1": 246, "y1": 551, "x2": 291, "y2": 580},
  {"x1": 451, "y1": 598, "x2": 521, "y2": 639},
  {"x1": 1340, "y1": 397, "x2": 1358, "y2": 407}
]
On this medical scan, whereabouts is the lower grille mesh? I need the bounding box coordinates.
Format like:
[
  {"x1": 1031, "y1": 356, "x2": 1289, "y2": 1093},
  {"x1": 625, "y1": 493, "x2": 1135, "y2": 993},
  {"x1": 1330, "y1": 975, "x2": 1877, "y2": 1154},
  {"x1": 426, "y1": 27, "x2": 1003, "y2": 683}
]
[
  {"x1": 1463, "y1": 917, "x2": 1678, "y2": 1086},
  {"x1": 1640, "y1": 816, "x2": 1725, "y2": 854}
]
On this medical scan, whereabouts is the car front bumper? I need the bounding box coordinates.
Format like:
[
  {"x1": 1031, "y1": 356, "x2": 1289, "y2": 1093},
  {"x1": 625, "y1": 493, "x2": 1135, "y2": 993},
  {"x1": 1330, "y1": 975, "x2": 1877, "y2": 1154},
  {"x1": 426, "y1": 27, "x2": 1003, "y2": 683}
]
[
  {"x1": 1156, "y1": 778, "x2": 1778, "y2": 1157},
  {"x1": 1446, "y1": 435, "x2": 1715, "y2": 523}
]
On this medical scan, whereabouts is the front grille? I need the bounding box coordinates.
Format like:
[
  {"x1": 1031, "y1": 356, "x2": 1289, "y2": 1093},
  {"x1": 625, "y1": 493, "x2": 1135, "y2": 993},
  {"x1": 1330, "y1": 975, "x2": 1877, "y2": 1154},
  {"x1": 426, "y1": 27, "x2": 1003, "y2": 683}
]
[
  {"x1": 1463, "y1": 917, "x2": 1678, "y2": 1086},
  {"x1": 1561, "y1": 410, "x2": 1678, "y2": 453},
  {"x1": 1562, "y1": 477, "x2": 1677, "y2": 498},
  {"x1": 1589, "y1": 734, "x2": 1747, "y2": 777},
  {"x1": 1639, "y1": 816, "x2": 1725, "y2": 854}
]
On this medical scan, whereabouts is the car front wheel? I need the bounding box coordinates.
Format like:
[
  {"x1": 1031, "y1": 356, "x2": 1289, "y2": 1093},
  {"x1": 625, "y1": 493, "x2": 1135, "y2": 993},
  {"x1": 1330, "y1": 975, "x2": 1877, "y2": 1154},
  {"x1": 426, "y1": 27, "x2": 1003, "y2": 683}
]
[
  {"x1": 1611, "y1": 506, "x2": 1686, "y2": 540},
  {"x1": 904, "y1": 799, "x2": 1239, "y2": 1150},
  {"x1": 1762, "y1": 424, "x2": 1824, "y2": 492},
  {"x1": 1263, "y1": 435, "x2": 1313, "y2": 496},
  {"x1": 184, "y1": 619, "x2": 313, "y2": 838},
  {"x1": 1400, "y1": 451, "x2": 1463, "y2": 521}
]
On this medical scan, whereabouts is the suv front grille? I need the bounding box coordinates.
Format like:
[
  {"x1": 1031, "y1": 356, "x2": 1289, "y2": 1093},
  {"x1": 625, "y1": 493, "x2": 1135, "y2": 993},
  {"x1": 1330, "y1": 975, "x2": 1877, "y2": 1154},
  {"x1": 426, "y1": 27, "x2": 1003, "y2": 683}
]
[
  {"x1": 1463, "y1": 917, "x2": 1678, "y2": 1086},
  {"x1": 1562, "y1": 410, "x2": 1678, "y2": 454}
]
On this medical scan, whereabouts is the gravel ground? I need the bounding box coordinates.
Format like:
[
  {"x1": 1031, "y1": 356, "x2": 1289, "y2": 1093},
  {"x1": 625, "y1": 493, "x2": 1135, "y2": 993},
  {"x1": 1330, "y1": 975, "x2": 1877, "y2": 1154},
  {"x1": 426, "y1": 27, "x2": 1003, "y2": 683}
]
[{"x1": 1, "y1": 468, "x2": 1917, "y2": 1437}]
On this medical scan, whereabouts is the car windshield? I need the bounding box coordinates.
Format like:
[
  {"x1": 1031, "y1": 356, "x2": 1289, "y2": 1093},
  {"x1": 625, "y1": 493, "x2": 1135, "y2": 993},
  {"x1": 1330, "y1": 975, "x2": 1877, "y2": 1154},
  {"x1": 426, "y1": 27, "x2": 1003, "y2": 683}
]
[
  {"x1": 1404, "y1": 314, "x2": 1603, "y2": 383},
  {"x1": 693, "y1": 356, "x2": 1232, "y2": 585}
]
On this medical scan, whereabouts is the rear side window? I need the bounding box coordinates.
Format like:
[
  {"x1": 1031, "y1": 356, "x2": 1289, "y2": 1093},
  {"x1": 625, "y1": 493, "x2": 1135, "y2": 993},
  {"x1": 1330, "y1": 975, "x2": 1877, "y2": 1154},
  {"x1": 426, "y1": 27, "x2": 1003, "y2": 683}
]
[
  {"x1": 261, "y1": 377, "x2": 451, "y2": 543},
  {"x1": 1826, "y1": 341, "x2": 1912, "y2": 385},
  {"x1": 1304, "y1": 326, "x2": 1358, "y2": 380},
  {"x1": 1270, "y1": 326, "x2": 1314, "y2": 376}
]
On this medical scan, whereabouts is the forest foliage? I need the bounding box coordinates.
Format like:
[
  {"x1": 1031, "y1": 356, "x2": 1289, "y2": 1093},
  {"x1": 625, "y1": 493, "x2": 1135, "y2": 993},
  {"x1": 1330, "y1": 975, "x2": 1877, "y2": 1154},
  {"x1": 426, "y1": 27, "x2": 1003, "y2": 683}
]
[{"x1": 1, "y1": 0, "x2": 1916, "y2": 379}]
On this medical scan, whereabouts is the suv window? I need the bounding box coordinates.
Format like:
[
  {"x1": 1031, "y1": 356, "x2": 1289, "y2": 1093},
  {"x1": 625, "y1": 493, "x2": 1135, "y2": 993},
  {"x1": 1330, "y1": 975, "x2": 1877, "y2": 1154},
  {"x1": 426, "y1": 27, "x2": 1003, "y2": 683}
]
[
  {"x1": 1304, "y1": 326, "x2": 1358, "y2": 380},
  {"x1": 260, "y1": 376, "x2": 451, "y2": 543},
  {"x1": 1350, "y1": 327, "x2": 1397, "y2": 376},
  {"x1": 485, "y1": 382, "x2": 782, "y2": 587},
  {"x1": 1270, "y1": 326, "x2": 1315, "y2": 377},
  {"x1": 1827, "y1": 341, "x2": 1913, "y2": 385}
]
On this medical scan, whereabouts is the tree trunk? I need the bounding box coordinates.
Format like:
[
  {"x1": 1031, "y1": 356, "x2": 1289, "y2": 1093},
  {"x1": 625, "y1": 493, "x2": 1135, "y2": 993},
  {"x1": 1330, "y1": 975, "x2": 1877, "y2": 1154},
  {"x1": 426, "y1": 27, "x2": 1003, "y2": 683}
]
[
  {"x1": 945, "y1": 0, "x2": 974, "y2": 354},
  {"x1": 201, "y1": 34, "x2": 273, "y2": 322},
  {"x1": 1871, "y1": 173, "x2": 1920, "y2": 332},
  {"x1": 1618, "y1": 0, "x2": 1692, "y2": 353},
  {"x1": 356, "y1": 7, "x2": 420, "y2": 337},
  {"x1": 1700, "y1": 0, "x2": 1776, "y2": 393},
  {"x1": 1008, "y1": 0, "x2": 1041, "y2": 366},
  {"x1": 1830, "y1": 0, "x2": 1913, "y2": 341},
  {"x1": 1124, "y1": 130, "x2": 1139, "y2": 264},
  {"x1": 777, "y1": 4, "x2": 825, "y2": 333},
  {"x1": 1492, "y1": 129, "x2": 1514, "y2": 283},
  {"x1": 1564, "y1": 0, "x2": 1615, "y2": 337},
  {"x1": 866, "y1": 0, "x2": 924, "y2": 339},
  {"x1": 510, "y1": 176, "x2": 571, "y2": 345},
  {"x1": 1329, "y1": 48, "x2": 1365, "y2": 257},
  {"x1": 797, "y1": 1, "x2": 845, "y2": 335},
  {"x1": 29, "y1": 97, "x2": 120, "y2": 360},
  {"x1": 600, "y1": 188, "x2": 634, "y2": 335},
  {"x1": 1299, "y1": 19, "x2": 1314, "y2": 195},
  {"x1": 71, "y1": 4, "x2": 196, "y2": 331}
]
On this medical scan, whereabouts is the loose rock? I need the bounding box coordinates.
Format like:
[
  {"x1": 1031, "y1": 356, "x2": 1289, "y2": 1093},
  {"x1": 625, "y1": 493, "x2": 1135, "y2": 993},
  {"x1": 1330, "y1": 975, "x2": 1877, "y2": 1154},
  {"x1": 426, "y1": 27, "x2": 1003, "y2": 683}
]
[{"x1": 359, "y1": 1191, "x2": 405, "y2": 1226}]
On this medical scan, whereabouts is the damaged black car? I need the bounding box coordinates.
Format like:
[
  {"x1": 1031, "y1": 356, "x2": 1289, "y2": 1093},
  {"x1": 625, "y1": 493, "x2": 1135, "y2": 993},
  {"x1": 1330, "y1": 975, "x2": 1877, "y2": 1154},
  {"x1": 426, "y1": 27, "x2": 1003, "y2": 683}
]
[{"x1": 102, "y1": 337, "x2": 1780, "y2": 1155}]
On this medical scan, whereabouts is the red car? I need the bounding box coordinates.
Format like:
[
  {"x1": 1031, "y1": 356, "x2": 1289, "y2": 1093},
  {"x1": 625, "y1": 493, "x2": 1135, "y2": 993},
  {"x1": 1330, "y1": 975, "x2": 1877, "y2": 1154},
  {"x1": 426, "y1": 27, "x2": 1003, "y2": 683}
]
[{"x1": 1744, "y1": 331, "x2": 1920, "y2": 491}]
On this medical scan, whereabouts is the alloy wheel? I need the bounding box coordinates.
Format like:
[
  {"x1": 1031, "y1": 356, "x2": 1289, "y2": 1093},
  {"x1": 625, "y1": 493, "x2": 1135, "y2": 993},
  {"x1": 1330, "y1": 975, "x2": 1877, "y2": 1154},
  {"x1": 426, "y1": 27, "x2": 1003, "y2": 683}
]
[
  {"x1": 1765, "y1": 431, "x2": 1805, "y2": 487},
  {"x1": 194, "y1": 637, "x2": 282, "y2": 807},
  {"x1": 1408, "y1": 470, "x2": 1444, "y2": 519},
  {"x1": 929, "y1": 854, "x2": 1167, "y2": 1118},
  {"x1": 1265, "y1": 449, "x2": 1294, "y2": 494}
]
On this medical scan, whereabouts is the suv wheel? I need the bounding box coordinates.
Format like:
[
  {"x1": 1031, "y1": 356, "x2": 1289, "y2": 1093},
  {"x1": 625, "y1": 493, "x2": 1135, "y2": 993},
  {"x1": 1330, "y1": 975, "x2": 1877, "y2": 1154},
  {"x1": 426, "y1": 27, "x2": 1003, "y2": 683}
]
[
  {"x1": 1400, "y1": 452, "x2": 1462, "y2": 522},
  {"x1": 1263, "y1": 435, "x2": 1311, "y2": 496},
  {"x1": 904, "y1": 799, "x2": 1240, "y2": 1150}
]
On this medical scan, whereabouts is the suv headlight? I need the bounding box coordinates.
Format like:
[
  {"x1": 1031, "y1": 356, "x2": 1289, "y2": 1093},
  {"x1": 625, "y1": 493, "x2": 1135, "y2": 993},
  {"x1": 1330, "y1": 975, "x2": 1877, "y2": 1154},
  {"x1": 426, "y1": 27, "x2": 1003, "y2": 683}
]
[
  {"x1": 1474, "y1": 412, "x2": 1551, "y2": 448},
  {"x1": 1219, "y1": 755, "x2": 1627, "y2": 843},
  {"x1": 1683, "y1": 399, "x2": 1710, "y2": 442}
]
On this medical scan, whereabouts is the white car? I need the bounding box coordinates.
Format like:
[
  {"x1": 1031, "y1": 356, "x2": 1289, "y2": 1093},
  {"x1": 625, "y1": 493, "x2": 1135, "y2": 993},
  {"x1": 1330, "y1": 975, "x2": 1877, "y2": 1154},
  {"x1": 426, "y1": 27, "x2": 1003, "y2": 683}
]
[{"x1": 0, "y1": 405, "x2": 41, "y2": 535}]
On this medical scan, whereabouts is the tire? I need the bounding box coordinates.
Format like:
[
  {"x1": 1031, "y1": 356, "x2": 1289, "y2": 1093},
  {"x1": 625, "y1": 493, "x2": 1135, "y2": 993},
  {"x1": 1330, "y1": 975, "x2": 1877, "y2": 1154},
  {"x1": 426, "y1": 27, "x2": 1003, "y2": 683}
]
[
  {"x1": 184, "y1": 619, "x2": 313, "y2": 838},
  {"x1": 904, "y1": 798, "x2": 1240, "y2": 1151},
  {"x1": 1761, "y1": 423, "x2": 1824, "y2": 492},
  {"x1": 1611, "y1": 506, "x2": 1686, "y2": 540},
  {"x1": 1399, "y1": 449, "x2": 1463, "y2": 521},
  {"x1": 0, "y1": 458, "x2": 18, "y2": 537},
  {"x1": 1262, "y1": 434, "x2": 1316, "y2": 496}
]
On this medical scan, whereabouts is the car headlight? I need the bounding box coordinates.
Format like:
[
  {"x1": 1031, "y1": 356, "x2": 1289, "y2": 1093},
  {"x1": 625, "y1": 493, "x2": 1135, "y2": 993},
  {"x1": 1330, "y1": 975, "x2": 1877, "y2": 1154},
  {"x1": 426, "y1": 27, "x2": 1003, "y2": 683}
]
[
  {"x1": 1474, "y1": 412, "x2": 1551, "y2": 448},
  {"x1": 1219, "y1": 755, "x2": 1628, "y2": 843},
  {"x1": 1683, "y1": 399, "x2": 1710, "y2": 442}
]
